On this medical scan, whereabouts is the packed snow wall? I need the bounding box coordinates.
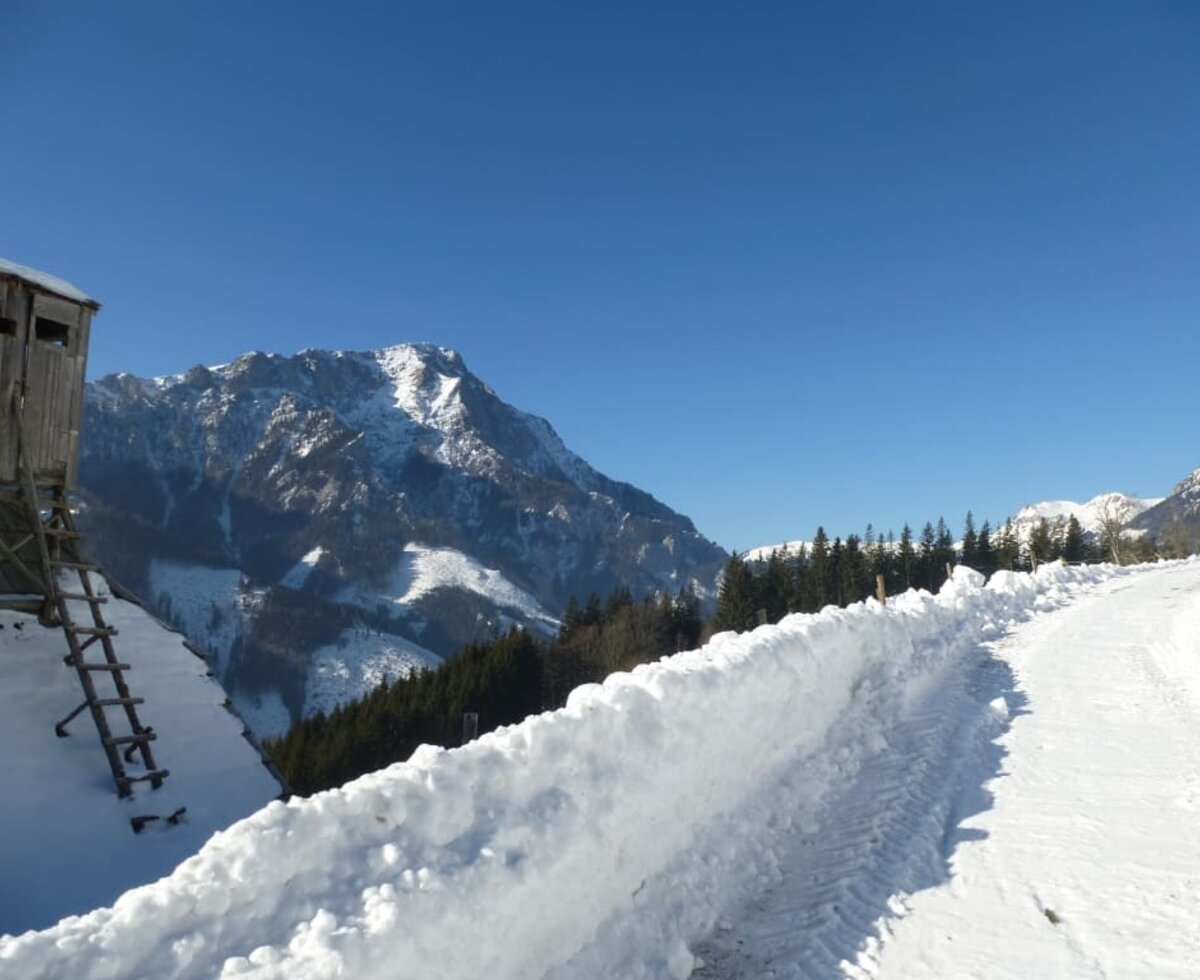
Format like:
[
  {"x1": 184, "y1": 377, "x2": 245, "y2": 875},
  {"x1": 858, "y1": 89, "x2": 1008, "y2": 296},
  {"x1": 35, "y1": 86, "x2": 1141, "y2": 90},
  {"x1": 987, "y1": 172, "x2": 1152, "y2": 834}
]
[{"x1": 0, "y1": 563, "x2": 1128, "y2": 980}]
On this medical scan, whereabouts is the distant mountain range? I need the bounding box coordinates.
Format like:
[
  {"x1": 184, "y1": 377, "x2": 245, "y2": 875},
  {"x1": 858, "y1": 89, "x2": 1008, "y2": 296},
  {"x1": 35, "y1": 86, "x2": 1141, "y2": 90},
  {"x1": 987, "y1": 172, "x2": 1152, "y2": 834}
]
[
  {"x1": 746, "y1": 487, "x2": 1184, "y2": 559},
  {"x1": 77, "y1": 344, "x2": 727, "y2": 737}
]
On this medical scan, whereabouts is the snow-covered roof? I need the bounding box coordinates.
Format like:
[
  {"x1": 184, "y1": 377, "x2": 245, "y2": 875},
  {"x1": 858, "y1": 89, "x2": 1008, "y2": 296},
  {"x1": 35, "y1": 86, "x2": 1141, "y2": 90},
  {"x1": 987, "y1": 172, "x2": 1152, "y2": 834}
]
[
  {"x1": 0, "y1": 257, "x2": 99, "y2": 308},
  {"x1": 0, "y1": 576, "x2": 283, "y2": 936}
]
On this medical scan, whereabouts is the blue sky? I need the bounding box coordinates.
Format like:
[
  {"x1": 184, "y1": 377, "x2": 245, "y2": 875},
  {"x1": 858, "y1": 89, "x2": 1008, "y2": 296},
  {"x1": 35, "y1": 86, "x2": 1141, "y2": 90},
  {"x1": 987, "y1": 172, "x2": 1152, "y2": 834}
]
[{"x1": 3, "y1": 2, "x2": 1198, "y2": 552}]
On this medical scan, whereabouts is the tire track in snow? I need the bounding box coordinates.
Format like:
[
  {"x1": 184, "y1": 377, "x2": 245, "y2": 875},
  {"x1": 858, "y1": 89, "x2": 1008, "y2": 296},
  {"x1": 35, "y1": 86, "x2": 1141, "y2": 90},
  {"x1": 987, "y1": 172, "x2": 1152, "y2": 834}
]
[{"x1": 692, "y1": 643, "x2": 1021, "y2": 979}]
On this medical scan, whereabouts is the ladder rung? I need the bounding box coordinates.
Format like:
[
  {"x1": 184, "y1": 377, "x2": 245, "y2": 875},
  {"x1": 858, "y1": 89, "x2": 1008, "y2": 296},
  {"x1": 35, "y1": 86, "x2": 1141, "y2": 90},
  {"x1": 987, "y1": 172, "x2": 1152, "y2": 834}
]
[
  {"x1": 126, "y1": 769, "x2": 169, "y2": 786},
  {"x1": 59, "y1": 592, "x2": 107, "y2": 604},
  {"x1": 50, "y1": 560, "x2": 100, "y2": 571},
  {"x1": 67, "y1": 625, "x2": 118, "y2": 637},
  {"x1": 79, "y1": 662, "x2": 131, "y2": 671},
  {"x1": 104, "y1": 732, "x2": 156, "y2": 747},
  {"x1": 94, "y1": 697, "x2": 144, "y2": 707},
  {"x1": 42, "y1": 527, "x2": 82, "y2": 538}
]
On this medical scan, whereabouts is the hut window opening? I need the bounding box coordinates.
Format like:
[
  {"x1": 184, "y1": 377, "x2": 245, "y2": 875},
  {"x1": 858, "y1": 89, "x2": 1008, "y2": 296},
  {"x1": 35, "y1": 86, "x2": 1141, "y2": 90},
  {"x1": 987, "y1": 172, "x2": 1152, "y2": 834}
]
[
  {"x1": 34, "y1": 317, "x2": 71, "y2": 346},
  {"x1": 0, "y1": 317, "x2": 16, "y2": 337}
]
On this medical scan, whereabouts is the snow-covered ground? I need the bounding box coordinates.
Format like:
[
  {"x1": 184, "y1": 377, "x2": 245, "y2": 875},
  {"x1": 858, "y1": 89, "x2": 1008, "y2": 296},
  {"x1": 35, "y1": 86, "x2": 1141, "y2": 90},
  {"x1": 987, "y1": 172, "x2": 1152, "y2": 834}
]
[
  {"x1": 149, "y1": 559, "x2": 246, "y2": 677},
  {"x1": 0, "y1": 579, "x2": 282, "y2": 938},
  {"x1": 304, "y1": 629, "x2": 442, "y2": 719},
  {"x1": 8, "y1": 560, "x2": 1196, "y2": 978},
  {"x1": 338, "y1": 542, "x2": 559, "y2": 634},
  {"x1": 695, "y1": 558, "x2": 1200, "y2": 979}
]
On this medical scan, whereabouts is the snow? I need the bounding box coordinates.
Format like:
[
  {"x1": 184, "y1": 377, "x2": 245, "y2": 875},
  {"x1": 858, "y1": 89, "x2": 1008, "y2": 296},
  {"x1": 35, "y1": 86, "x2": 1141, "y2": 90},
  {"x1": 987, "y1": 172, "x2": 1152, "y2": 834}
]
[
  {"x1": 744, "y1": 539, "x2": 812, "y2": 562},
  {"x1": 1010, "y1": 490, "x2": 1162, "y2": 538},
  {"x1": 236, "y1": 690, "x2": 294, "y2": 744},
  {"x1": 856, "y1": 559, "x2": 1200, "y2": 979},
  {"x1": 304, "y1": 629, "x2": 442, "y2": 719},
  {"x1": 340, "y1": 543, "x2": 559, "y2": 633},
  {"x1": 149, "y1": 560, "x2": 245, "y2": 678},
  {"x1": 0, "y1": 257, "x2": 96, "y2": 305},
  {"x1": 280, "y1": 546, "x2": 326, "y2": 590},
  {"x1": 0, "y1": 578, "x2": 282, "y2": 937},
  {"x1": 6, "y1": 560, "x2": 1184, "y2": 978}
]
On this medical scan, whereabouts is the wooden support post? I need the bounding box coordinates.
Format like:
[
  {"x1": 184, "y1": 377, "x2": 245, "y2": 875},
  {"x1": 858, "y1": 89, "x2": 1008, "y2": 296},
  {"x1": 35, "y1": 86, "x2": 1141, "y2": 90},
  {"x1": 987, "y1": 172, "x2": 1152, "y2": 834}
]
[
  {"x1": 461, "y1": 712, "x2": 479, "y2": 745},
  {"x1": 875, "y1": 574, "x2": 887, "y2": 605}
]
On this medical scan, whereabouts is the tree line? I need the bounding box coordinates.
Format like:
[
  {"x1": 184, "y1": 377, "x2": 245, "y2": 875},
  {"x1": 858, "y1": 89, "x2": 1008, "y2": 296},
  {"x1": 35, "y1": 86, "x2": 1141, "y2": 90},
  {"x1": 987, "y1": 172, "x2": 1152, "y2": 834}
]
[
  {"x1": 265, "y1": 587, "x2": 702, "y2": 795},
  {"x1": 267, "y1": 506, "x2": 1167, "y2": 796},
  {"x1": 712, "y1": 508, "x2": 1155, "y2": 634}
]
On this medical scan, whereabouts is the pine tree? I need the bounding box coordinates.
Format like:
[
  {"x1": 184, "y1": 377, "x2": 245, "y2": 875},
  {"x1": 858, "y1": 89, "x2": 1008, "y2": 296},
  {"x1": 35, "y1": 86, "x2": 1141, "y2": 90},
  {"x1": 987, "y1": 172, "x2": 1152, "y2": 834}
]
[
  {"x1": 713, "y1": 554, "x2": 757, "y2": 632},
  {"x1": 760, "y1": 550, "x2": 793, "y2": 623},
  {"x1": 840, "y1": 534, "x2": 867, "y2": 606},
  {"x1": 805, "y1": 528, "x2": 831, "y2": 612},
  {"x1": 560, "y1": 595, "x2": 582, "y2": 641},
  {"x1": 934, "y1": 517, "x2": 955, "y2": 587},
  {"x1": 977, "y1": 520, "x2": 996, "y2": 577},
  {"x1": 1062, "y1": 514, "x2": 1087, "y2": 563},
  {"x1": 1028, "y1": 518, "x2": 1053, "y2": 568},
  {"x1": 830, "y1": 537, "x2": 845, "y2": 606},
  {"x1": 917, "y1": 521, "x2": 936, "y2": 591},
  {"x1": 997, "y1": 519, "x2": 1019, "y2": 571},
  {"x1": 961, "y1": 511, "x2": 979, "y2": 570},
  {"x1": 898, "y1": 524, "x2": 915, "y2": 590}
]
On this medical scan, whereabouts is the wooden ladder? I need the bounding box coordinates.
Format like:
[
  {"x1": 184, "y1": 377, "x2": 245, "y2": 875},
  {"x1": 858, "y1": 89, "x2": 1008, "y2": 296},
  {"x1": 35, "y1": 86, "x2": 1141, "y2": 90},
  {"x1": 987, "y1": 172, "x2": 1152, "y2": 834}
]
[{"x1": 13, "y1": 410, "x2": 168, "y2": 799}]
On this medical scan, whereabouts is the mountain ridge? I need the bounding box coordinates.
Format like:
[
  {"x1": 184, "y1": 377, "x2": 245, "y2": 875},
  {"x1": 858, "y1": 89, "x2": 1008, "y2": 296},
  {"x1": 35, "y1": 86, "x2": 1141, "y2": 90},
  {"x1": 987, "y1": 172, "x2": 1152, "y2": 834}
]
[{"x1": 78, "y1": 343, "x2": 727, "y2": 735}]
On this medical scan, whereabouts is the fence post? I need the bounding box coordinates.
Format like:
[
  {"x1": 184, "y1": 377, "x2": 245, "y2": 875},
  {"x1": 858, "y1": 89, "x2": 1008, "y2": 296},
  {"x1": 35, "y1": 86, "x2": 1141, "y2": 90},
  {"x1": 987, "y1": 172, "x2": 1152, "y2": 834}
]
[
  {"x1": 461, "y1": 712, "x2": 479, "y2": 745},
  {"x1": 875, "y1": 574, "x2": 887, "y2": 605}
]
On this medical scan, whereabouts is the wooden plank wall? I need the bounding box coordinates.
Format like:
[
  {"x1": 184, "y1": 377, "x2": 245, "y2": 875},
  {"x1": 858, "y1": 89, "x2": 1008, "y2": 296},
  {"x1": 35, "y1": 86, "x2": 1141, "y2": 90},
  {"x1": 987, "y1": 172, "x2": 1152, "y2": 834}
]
[
  {"x1": 0, "y1": 280, "x2": 29, "y2": 484},
  {"x1": 0, "y1": 280, "x2": 90, "y2": 488}
]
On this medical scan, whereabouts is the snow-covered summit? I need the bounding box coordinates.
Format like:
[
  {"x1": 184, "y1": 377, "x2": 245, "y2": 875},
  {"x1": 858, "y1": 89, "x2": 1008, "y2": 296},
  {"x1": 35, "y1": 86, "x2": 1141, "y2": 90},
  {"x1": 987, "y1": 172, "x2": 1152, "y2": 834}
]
[
  {"x1": 1009, "y1": 490, "x2": 1161, "y2": 539},
  {"x1": 79, "y1": 343, "x2": 726, "y2": 736}
]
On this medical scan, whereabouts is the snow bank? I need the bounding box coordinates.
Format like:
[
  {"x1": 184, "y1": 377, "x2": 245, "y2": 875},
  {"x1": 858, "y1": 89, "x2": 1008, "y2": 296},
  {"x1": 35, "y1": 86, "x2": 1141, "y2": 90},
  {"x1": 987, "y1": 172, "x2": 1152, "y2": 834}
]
[{"x1": 0, "y1": 563, "x2": 1128, "y2": 979}]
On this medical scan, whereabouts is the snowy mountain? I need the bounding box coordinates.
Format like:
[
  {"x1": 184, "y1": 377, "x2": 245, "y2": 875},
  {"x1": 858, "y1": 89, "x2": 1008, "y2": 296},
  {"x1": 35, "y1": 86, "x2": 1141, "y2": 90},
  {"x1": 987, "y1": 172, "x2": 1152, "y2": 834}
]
[
  {"x1": 1006, "y1": 490, "x2": 1161, "y2": 541},
  {"x1": 0, "y1": 578, "x2": 283, "y2": 936},
  {"x1": 1128, "y1": 464, "x2": 1200, "y2": 553},
  {"x1": 77, "y1": 344, "x2": 726, "y2": 736},
  {"x1": 746, "y1": 492, "x2": 1164, "y2": 562},
  {"x1": 7, "y1": 559, "x2": 1199, "y2": 977}
]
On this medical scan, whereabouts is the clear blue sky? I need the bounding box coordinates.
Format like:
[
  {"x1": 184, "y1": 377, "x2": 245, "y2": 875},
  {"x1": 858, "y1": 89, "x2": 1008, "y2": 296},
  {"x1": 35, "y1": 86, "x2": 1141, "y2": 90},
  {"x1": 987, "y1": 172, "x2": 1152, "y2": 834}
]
[{"x1": 3, "y1": 2, "x2": 1198, "y2": 552}]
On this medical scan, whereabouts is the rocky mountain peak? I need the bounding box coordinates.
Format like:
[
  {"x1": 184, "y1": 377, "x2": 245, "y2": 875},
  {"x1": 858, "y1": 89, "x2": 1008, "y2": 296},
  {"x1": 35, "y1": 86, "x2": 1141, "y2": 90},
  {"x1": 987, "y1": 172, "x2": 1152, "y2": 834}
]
[{"x1": 77, "y1": 343, "x2": 726, "y2": 735}]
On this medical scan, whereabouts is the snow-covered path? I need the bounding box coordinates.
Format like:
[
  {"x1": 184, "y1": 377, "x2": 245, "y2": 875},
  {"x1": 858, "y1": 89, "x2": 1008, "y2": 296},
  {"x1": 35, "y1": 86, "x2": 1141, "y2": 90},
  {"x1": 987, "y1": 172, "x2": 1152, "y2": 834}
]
[{"x1": 695, "y1": 560, "x2": 1200, "y2": 979}]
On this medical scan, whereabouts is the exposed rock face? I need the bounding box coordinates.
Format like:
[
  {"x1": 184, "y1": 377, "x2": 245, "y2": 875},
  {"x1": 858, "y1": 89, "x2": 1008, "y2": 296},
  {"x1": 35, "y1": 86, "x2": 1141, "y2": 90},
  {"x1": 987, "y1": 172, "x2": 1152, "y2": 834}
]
[
  {"x1": 1129, "y1": 466, "x2": 1200, "y2": 553},
  {"x1": 78, "y1": 344, "x2": 726, "y2": 735}
]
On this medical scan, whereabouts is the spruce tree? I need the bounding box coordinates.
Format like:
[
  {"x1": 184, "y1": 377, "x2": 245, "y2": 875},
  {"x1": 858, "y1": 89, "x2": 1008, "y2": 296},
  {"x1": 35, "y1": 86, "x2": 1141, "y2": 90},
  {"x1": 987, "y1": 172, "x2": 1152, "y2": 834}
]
[
  {"x1": 997, "y1": 519, "x2": 1020, "y2": 571},
  {"x1": 934, "y1": 517, "x2": 955, "y2": 586},
  {"x1": 961, "y1": 511, "x2": 979, "y2": 570},
  {"x1": 1028, "y1": 518, "x2": 1053, "y2": 568},
  {"x1": 805, "y1": 528, "x2": 831, "y2": 612},
  {"x1": 713, "y1": 554, "x2": 757, "y2": 632},
  {"x1": 1062, "y1": 514, "x2": 1087, "y2": 563},
  {"x1": 977, "y1": 520, "x2": 996, "y2": 577},
  {"x1": 917, "y1": 521, "x2": 936, "y2": 591},
  {"x1": 841, "y1": 534, "x2": 867, "y2": 606},
  {"x1": 899, "y1": 524, "x2": 915, "y2": 590},
  {"x1": 830, "y1": 537, "x2": 845, "y2": 606}
]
